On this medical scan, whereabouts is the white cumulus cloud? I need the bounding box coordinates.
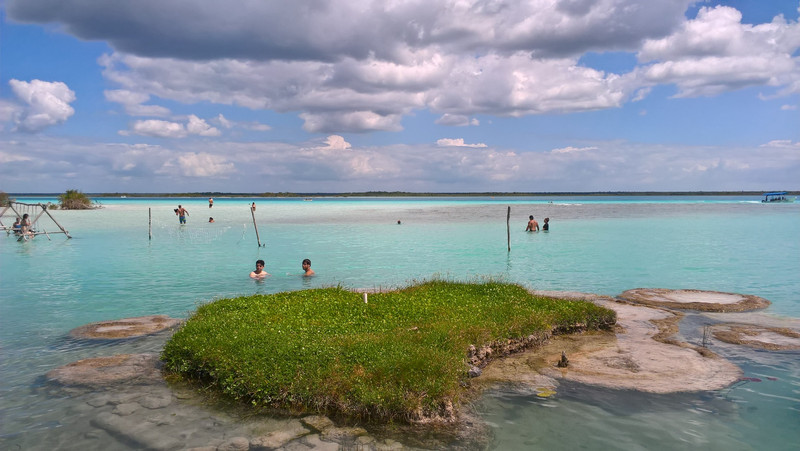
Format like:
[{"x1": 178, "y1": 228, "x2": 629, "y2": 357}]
[
  {"x1": 9, "y1": 79, "x2": 76, "y2": 132},
  {"x1": 322, "y1": 135, "x2": 352, "y2": 150},
  {"x1": 637, "y1": 6, "x2": 800, "y2": 97},
  {"x1": 186, "y1": 115, "x2": 221, "y2": 136},
  {"x1": 174, "y1": 152, "x2": 235, "y2": 177},
  {"x1": 551, "y1": 146, "x2": 599, "y2": 154},
  {"x1": 8, "y1": 1, "x2": 799, "y2": 134},
  {"x1": 124, "y1": 116, "x2": 221, "y2": 138},
  {"x1": 126, "y1": 119, "x2": 187, "y2": 138},
  {"x1": 437, "y1": 138, "x2": 487, "y2": 148},
  {"x1": 104, "y1": 89, "x2": 171, "y2": 117},
  {"x1": 435, "y1": 114, "x2": 479, "y2": 126},
  {"x1": 761, "y1": 140, "x2": 800, "y2": 148}
]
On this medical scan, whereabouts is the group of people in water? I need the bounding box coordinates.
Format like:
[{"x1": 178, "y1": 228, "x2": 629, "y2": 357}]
[
  {"x1": 171, "y1": 203, "x2": 310, "y2": 280},
  {"x1": 525, "y1": 215, "x2": 550, "y2": 232},
  {"x1": 11, "y1": 214, "x2": 32, "y2": 236},
  {"x1": 177, "y1": 200, "x2": 256, "y2": 224},
  {"x1": 250, "y1": 258, "x2": 315, "y2": 279},
  {"x1": 172, "y1": 203, "x2": 545, "y2": 280}
]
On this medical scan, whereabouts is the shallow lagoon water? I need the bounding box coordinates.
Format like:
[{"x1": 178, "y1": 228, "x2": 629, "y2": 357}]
[{"x1": 1, "y1": 195, "x2": 799, "y2": 450}]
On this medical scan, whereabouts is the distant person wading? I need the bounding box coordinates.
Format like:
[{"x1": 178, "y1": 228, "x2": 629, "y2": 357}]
[
  {"x1": 525, "y1": 215, "x2": 539, "y2": 232},
  {"x1": 175, "y1": 205, "x2": 189, "y2": 224}
]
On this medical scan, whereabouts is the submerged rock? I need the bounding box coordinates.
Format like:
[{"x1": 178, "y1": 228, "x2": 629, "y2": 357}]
[
  {"x1": 539, "y1": 297, "x2": 742, "y2": 393},
  {"x1": 250, "y1": 419, "x2": 310, "y2": 450},
  {"x1": 618, "y1": 288, "x2": 770, "y2": 312},
  {"x1": 46, "y1": 353, "x2": 163, "y2": 388},
  {"x1": 91, "y1": 411, "x2": 183, "y2": 450},
  {"x1": 711, "y1": 323, "x2": 800, "y2": 350},
  {"x1": 301, "y1": 415, "x2": 335, "y2": 432},
  {"x1": 70, "y1": 315, "x2": 182, "y2": 339},
  {"x1": 488, "y1": 291, "x2": 742, "y2": 394}
]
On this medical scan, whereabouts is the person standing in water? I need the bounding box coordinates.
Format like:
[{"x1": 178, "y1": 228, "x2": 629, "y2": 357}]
[
  {"x1": 251, "y1": 202, "x2": 256, "y2": 212},
  {"x1": 208, "y1": 198, "x2": 213, "y2": 208},
  {"x1": 176, "y1": 205, "x2": 189, "y2": 224},
  {"x1": 542, "y1": 217, "x2": 550, "y2": 231},
  {"x1": 525, "y1": 215, "x2": 539, "y2": 232}
]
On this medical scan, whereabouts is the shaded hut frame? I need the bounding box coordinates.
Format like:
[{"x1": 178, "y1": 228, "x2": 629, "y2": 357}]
[{"x1": 0, "y1": 201, "x2": 71, "y2": 241}]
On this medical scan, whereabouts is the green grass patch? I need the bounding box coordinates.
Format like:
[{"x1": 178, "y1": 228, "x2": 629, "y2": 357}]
[{"x1": 161, "y1": 280, "x2": 615, "y2": 422}]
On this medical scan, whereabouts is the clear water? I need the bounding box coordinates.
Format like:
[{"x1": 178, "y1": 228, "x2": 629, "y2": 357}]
[{"x1": 1, "y1": 196, "x2": 799, "y2": 450}]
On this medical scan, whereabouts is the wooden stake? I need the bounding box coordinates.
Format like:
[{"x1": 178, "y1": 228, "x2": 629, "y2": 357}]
[
  {"x1": 149, "y1": 208, "x2": 152, "y2": 240},
  {"x1": 507, "y1": 206, "x2": 511, "y2": 252},
  {"x1": 251, "y1": 207, "x2": 263, "y2": 247}
]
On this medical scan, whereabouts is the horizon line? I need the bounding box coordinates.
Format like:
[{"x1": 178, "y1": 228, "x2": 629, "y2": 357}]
[{"x1": 6, "y1": 190, "x2": 799, "y2": 197}]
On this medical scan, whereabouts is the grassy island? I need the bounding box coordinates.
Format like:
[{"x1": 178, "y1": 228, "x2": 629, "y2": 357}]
[
  {"x1": 57, "y1": 189, "x2": 96, "y2": 209},
  {"x1": 162, "y1": 280, "x2": 615, "y2": 422}
]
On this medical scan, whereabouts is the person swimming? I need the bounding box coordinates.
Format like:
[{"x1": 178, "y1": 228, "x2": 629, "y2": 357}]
[
  {"x1": 250, "y1": 259, "x2": 270, "y2": 279},
  {"x1": 302, "y1": 258, "x2": 315, "y2": 276}
]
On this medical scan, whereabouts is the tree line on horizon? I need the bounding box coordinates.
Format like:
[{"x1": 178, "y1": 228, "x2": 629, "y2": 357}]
[{"x1": 5, "y1": 190, "x2": 795, "y2": 198}]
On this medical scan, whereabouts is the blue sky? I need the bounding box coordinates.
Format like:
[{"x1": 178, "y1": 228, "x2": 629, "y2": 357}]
[{"x1": 1, "y1": 0, "x2": 798, "y2": 193}]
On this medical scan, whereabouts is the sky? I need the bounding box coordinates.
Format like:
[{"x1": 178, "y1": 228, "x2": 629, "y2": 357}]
[{"x1": 1, "y1": 0, "x2": 799, "y2": 193}]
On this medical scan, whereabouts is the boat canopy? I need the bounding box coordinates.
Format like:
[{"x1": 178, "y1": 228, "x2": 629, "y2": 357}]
[{"x1": 763, "y1": 192, "x2": 788, "y2": 196}]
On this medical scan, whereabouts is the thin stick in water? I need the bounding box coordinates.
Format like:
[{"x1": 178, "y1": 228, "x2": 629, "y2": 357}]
[
  {"x1": 507, "y1": 206, "x2": 511, "y2": 252},
  {"x1": 251, "y1": 207, "x2": 263, "y2": 247}
]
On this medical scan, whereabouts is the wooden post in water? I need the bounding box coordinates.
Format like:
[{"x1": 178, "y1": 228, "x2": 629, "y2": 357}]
[
  {"x1": 148, "y1": 208, "x2": 152, "y2": 240},
  {"x1": 251, "y1": 207, "x2": 263, "y2": 247},
  {"x1": 507, "y1": 206, "x2": 511, "y2": 252}
]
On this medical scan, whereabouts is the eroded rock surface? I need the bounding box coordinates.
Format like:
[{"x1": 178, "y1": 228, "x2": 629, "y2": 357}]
[
  {"x1": 711, "y1": 323, "x2": 800, "y2": 350},
  {"x1": 619, "y1": 288, "x2": 770, "y2": 312},
  {"x1": 46, "y1": 353, "x2": 163, "y2": 388},
  {"x1": 491, "y1": 291, "x2": 743, "y2": 394},
  {"x1": 541, "y1": 296, "x2": 742, "y2": 392},
  {"x1": 70, "y1": 315, "x2": 182, "y2": 339}
]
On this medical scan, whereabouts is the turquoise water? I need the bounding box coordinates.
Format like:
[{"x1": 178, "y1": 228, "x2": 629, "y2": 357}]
[{"x1": 1, "y1": 196, "x2": 799, "y2": 449}]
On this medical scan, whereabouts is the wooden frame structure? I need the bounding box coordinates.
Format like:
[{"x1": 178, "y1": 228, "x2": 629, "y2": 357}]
[{"x1": 0, "y1": 202, "x2": 72, "y2": 241}]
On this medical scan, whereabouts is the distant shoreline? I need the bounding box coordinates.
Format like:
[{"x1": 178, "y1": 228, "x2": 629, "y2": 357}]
[{"x1": 8, "y1": 191, "x2": 798, "y2": 198}]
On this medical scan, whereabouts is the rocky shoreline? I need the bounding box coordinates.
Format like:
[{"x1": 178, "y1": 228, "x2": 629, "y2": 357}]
[{"x1": 39, "y1": 287, "x2": 797, "y2": 450}]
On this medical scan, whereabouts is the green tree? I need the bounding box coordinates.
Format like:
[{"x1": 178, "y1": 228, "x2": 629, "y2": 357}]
[{"x1": 58, "y1": 189, "x2": 94, "y2": 210}]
